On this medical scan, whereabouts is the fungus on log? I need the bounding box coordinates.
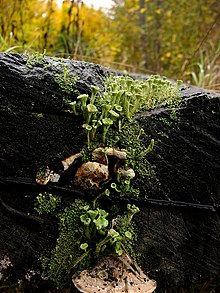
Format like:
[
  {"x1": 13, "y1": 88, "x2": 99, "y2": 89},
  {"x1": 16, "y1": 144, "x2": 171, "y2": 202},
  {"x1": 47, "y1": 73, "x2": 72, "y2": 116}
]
[
  {"x1": 0, "y1": 53, "x2": 220, "y2": 291},
  {"x1": 73, "y1": 253, "x2": 156, "y2": 293}
]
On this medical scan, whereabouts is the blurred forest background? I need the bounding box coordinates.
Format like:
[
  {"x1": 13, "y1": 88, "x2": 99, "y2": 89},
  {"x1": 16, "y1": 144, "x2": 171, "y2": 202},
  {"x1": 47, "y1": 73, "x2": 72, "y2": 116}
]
[{"x1": 0, "y1": 0, "x2": 219, "y2": 90}]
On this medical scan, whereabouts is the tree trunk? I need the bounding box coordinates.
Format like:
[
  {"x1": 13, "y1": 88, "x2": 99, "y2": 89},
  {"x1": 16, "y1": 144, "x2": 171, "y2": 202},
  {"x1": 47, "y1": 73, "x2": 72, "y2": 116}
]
[{"x1": 0, "y1": 53, "x2": 220, "y2": 291}]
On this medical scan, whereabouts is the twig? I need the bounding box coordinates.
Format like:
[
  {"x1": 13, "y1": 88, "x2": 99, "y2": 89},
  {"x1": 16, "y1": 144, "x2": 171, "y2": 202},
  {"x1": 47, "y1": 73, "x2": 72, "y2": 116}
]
[
  {"x1": 0, "y1": 192, "x2": 44, "y2": 225},
  {"x1": 185, "y1": 13, "x2": 220, "y2": 71},
  {"x1": 0, "y1": 177, "x2": 219, "y2": 213}
]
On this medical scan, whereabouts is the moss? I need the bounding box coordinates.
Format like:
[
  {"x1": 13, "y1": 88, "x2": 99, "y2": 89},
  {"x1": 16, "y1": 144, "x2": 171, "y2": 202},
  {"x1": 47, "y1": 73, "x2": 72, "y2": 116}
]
[
  {"x1": 54, "y1": 65, "x2": 79, "y2": 95},
  {"x1": 35, "y1": 113, "x2": 44, "y2": 119},
  {"x1": 40, "y1": 199, "x2": 90, "y2": 288},
  {"x1": 35, "y1": 192, "x2": 61, "y2": 215},
  {"x1": 40, "y1": 198, "x2": 139, "y2": 288},
  {"x1": 104, "y1": 119, "x2": 159, "y2": 196},
  {"x1": 75, "y1": 72, "x2": 181, "y2": 198},
  {"x1": 26, "y1": 50, "x2": 47, "y2": 68}
]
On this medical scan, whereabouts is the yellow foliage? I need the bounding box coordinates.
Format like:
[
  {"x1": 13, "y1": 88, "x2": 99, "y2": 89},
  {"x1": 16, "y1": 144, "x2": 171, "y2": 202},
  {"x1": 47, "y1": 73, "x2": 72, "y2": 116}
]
[
  {"x1": 177, "y1": 53, "x2": 183, "y2": 59},
  {"x1": 155, "y1": 9, "x2": 161, "y2": 15},
  {"x1": 0, "y1": 0, "x2": 219, "y2": 83},
  {"x1": 165, "y1": 52, "x2": 171, "y2": 58},
  {"x1": 140, "y1": 8, "x2": 147, "y2": 14},
  {"x1": 166, "y1": 10, "x2": 172, "y2": 17}
]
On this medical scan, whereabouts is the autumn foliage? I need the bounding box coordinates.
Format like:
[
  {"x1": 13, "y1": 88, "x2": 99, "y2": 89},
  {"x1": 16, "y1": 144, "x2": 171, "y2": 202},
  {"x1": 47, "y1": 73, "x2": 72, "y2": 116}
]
[{"x1": 0, "y1": 0, "x2": 219, "y2": 89}]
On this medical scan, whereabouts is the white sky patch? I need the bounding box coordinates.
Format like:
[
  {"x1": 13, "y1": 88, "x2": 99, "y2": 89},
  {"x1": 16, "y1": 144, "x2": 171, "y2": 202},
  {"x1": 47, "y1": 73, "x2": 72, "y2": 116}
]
[{"x1": 56, "y1": 0, "x2": 113, "y2": 10}]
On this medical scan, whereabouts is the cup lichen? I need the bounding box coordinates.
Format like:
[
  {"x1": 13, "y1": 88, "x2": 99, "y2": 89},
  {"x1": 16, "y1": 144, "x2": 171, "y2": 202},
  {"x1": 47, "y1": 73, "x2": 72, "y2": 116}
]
[{"x1": 36, "y1": 68, "x2": 182, "y2": 289}]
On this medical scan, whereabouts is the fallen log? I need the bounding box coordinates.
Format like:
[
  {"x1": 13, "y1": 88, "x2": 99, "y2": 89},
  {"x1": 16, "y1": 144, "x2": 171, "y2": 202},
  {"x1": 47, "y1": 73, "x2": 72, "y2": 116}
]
[{"x1": 0, "y1": 53, "x2": 220, "y2": 291}]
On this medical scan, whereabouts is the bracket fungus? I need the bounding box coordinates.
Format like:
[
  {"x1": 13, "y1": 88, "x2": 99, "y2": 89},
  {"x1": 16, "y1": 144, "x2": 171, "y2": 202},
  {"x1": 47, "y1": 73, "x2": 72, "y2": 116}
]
[
  {"x1": 61, "y1": 153, "x2": 82, "y2": 171},
  {"x1": 117, "y1": 167, "x2": 135, "y2": 180},
  {"x1": 36, "y1": 147, "x2": 135, "y2": 191},
  {"x1": 74, "y1": 162, "x2": 109, "y2": 190},
  {"x1": 92, "y1": 147, "x2": 127, "y2": 164},
  {"x1": 73, "y1": 147, "x2": 132, "y2": 190},
  {"x1": 73, "y1": 253, "x2": 156, "y2": 293}
]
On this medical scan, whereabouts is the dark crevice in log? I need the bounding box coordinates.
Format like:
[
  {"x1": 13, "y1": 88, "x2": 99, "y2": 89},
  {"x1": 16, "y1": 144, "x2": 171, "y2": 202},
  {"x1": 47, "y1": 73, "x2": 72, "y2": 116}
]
[
  {"x1": 0, "y1": 192, "x2": 44, "y2": 225},
  {"x1": 0, "y1": 177, "x2": 219, "y2": 213}
]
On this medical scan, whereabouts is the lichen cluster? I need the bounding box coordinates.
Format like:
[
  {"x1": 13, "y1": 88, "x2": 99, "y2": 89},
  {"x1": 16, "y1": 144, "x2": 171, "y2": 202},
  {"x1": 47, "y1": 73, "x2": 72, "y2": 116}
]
[
  {"x1": 54, "y1": 65, "x2": 79, "y2": 95},
  {"x1": 35, "y1": 67, "x2": 182, "y2": 289},
  {"x1": 35, "y1": 192, "x2": 61, "y2": 215},
  {"x1": 38, "y1": 198, "x2": 139, "y2": 288},
  {"x1": 67, "y1": 75, "x2": 182, "y2": 147}
]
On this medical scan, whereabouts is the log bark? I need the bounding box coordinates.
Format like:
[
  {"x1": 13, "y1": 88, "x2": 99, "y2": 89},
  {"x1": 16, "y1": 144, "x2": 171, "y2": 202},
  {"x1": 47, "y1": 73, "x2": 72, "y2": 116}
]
[{"x1": 0, "y1": 53, "x2": 220, "y2": 291}]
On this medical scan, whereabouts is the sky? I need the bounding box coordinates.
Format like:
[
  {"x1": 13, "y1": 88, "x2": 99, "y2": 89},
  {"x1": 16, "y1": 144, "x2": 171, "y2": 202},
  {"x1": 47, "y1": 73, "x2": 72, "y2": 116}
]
[{"x1": 56, "y1": 0, "x2": 113, "y2": 10}]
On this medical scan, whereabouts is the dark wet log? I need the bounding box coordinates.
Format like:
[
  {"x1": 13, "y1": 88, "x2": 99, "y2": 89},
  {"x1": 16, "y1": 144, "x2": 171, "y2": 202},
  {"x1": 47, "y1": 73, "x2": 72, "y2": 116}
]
[{"x1": 0, "y1": 53, "x2": 220, "y2": 291}]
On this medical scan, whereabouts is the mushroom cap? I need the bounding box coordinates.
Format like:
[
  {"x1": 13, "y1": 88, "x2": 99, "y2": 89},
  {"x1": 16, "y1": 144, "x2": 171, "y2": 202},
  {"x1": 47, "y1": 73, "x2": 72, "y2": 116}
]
[
  {"x1": 105, "y1": 148, "x2": 127, "y2": 160},
  {"x1": 117, "y1": 167, "x2": 135, "y2": 179},
  {"x1": 61, "y1": 153, "x2": 82, "y2": 171},
  {"x1": 73, "y1": 253, "x2": 156, "y2": 293},
  {"x1": 92, "y1": 147, "x2": 127, "y2": 164},
  {"x1": 74, "y1": 162, "x2": 109, "y2": 190}
]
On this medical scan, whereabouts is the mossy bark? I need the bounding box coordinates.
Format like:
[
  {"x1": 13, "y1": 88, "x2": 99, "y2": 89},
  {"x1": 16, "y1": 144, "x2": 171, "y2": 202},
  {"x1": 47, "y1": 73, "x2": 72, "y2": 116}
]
[{"x1": 0, "y1": 53, "x2": 220, "y2": 291}]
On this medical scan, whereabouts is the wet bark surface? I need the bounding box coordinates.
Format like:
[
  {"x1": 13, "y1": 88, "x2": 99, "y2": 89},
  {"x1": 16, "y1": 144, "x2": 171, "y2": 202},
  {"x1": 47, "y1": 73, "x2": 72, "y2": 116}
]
[{"x1": 0, "y1": 53, "x2": 220, "y2": 291}]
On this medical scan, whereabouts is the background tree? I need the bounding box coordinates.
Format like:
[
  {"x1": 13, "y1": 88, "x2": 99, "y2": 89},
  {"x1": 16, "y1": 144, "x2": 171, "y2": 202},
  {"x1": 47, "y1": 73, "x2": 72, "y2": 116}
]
[
  {"x1": 110, "y1": 0, "x2": 220, "y2": 78},
  {"x1": 0, "y1": 0, "x2": 219, "y2": 88}
]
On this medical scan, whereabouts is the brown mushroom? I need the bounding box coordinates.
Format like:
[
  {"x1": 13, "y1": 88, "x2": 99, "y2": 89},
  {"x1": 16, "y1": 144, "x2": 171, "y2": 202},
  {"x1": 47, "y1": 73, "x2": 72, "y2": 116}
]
[
  {"x1": 74, "y1": 162, "x2": 109, "y2": 190},
  {"x1": 105, "y1": 147, "x2": 127, "y2": 160},
  {"x1": 73, "y1": 253, "x2": 156, "y2": 293},
  {"x1": 117, "y1": 167, "x2": 135, "y2": 180},
  {"x1": 92, "y1": 147, "x2": 127, "y2": 164},
  {"x1": 61, "y1": 153, "x2": 82, "y2": 171}
]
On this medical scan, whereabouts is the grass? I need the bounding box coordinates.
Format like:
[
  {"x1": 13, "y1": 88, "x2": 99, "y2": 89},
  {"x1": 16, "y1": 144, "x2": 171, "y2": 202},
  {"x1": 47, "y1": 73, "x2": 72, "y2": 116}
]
[{"x1": 186, "y1": 42, "x2": 220, "y2": 91}]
